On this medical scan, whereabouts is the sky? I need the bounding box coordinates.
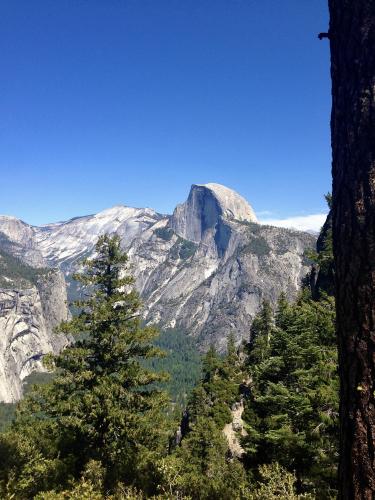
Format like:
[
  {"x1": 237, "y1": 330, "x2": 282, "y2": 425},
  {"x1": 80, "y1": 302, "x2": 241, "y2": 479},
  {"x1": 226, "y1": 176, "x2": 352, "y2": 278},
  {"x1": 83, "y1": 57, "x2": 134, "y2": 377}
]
[{"x1": 0, "y1": 0, "x2": 331, "y2": 230}]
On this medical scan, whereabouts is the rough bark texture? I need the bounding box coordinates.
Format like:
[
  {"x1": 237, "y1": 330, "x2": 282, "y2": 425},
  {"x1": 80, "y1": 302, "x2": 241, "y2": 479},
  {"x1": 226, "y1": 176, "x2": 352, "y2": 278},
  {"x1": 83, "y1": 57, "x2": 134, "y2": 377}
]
[{"x1": 329, "y1": 1, "x2": 375, "y2": 498}]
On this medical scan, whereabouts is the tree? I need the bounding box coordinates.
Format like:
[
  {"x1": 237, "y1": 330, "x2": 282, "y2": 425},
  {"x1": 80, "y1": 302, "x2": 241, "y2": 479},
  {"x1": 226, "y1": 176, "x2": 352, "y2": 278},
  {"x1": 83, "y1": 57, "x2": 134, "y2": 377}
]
[
  {"x1": 166, "y1": 335, "x2": 247, "y2": 499},
  {"x1": 328, "y1": 1, "x2": 375, "y2": 497},
  {"x1": 188, "y1": 337, "x2": 242, "y2": 430},
  {"x1": 248, "y1": 463, "x2": 314, "y2": 500},
  {"x1": 248, "y1": 300, "x2": 274, "y2": 364},
  {"x1": 243, "y1": 291, "x2": 338, "y2": 497},
  {"x1": 2, "y1": 235, "x2": 168, "y2": 497}
]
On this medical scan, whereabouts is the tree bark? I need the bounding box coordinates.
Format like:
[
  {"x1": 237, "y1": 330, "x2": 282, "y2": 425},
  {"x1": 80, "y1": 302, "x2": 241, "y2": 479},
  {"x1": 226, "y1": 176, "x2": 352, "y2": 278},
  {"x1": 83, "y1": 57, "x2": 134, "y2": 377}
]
[{"x1": 329, "y1": 1, "x2": 375, "y2": 498}]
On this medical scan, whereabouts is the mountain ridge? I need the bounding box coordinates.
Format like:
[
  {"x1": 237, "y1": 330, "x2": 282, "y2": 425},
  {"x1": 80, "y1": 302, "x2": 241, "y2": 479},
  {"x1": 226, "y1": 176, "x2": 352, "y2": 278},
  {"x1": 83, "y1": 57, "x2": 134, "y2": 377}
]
[{"x1": 0, "y1": 183, "x2": 315, "y2": 349}]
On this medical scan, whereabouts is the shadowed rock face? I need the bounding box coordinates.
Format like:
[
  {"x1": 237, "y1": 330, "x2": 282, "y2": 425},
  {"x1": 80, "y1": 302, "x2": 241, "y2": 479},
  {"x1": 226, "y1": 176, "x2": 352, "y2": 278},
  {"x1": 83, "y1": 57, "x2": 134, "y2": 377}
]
[
  {"x1": 0, "y1": 270, "x2": 70, "y2": 403},
  {"x1": 0, "y1": 233, "x2": 70, "y2": 402},
  {"x1": 0, "y1": 183, "x2": 316, "y2": 400},
  {"x1": 171, "y1": 185, "x2": 221, "y2": 243},
  {"x1": 171, "y1": 184, "x2": 258, "y2": 258},
  {"x1": 0, "y1": 216, "x2": 45, "y2": 267},
  {"x1": 171, "y1": 184, "x2": 257, "y2": 244}
]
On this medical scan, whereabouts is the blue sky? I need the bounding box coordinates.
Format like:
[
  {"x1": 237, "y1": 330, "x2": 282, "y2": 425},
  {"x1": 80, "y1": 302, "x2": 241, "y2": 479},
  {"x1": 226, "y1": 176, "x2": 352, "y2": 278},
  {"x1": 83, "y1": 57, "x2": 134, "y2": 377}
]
[{"x1": 0, "y1": 0, "x2": 331, "y2": 228}]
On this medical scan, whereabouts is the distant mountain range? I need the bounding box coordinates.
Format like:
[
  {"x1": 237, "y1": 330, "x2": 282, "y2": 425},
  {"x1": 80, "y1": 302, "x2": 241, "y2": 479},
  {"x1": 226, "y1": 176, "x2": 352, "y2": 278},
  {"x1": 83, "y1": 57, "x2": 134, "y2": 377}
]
[{"x1": 0, "y1": 183, "x2": 316, "y2": 402}]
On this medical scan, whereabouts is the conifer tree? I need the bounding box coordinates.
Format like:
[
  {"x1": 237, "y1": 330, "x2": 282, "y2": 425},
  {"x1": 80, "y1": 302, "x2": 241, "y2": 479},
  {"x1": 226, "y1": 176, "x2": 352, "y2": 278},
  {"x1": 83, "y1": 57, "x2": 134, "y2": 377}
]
[
  {"x1": 243, "y1": 292, "x2": 338, "y2": 498},
  {"x1": 4, "y1": 235, "x2": 168, "y2": 496},
  {"x1": 162, "y1": 335, "x2": 248, "y2": 499},
  {"x1": 248, "y1": 300, "x2": 274, "y2": 364}
]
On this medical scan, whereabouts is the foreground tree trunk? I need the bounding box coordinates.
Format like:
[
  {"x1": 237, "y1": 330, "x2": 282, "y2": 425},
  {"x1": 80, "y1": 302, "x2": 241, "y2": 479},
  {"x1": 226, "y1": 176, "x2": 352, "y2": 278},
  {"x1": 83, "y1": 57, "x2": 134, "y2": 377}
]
[{"x1": 329, "y1": 1, "x2": 375, "y2": 498}]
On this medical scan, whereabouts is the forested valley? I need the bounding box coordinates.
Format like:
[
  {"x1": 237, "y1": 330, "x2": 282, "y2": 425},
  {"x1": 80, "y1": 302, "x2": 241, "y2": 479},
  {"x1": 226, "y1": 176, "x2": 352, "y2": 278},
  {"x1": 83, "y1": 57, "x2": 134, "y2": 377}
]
[{"x1": 0, "y1": 214, "x2": 338, "y2": 499}]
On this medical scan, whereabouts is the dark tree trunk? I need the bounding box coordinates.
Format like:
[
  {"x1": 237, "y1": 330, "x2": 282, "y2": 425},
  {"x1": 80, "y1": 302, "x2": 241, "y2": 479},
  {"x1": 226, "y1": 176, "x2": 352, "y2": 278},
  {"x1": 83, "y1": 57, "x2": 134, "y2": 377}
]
[{"x1": 329, "y1": 1, "x2": 375, "y2": 498}]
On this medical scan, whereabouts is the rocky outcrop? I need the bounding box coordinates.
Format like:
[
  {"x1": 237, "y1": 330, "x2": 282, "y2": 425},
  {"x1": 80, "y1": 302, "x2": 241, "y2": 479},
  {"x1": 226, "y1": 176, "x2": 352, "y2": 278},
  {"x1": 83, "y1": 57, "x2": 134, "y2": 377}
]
[
  {"x1": 131, "y1": 218, "x2": 314, "y2": 351},
  {"x1": 0, "y1": 216, "x2": 45, "y2": 267},
  {"x1": 35, "y1": 271, "x2": 71, "y2": 352},
  {"x1": 223, "y1": 400, "x2": 247, "y2": 458},
  {"x1": 0, "y1": 270, "x2": 70, "y2": 402},
  {"x1": 171, "y1": 183, "x2": 257, "y2": 248}
]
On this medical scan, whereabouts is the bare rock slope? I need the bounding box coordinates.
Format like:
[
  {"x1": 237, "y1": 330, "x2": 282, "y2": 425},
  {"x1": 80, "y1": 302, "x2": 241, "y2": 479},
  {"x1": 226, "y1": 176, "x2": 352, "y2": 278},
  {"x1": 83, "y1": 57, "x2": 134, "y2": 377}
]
[{"x1": 0, "y1": 241, "x2": 70, "y2": 402}]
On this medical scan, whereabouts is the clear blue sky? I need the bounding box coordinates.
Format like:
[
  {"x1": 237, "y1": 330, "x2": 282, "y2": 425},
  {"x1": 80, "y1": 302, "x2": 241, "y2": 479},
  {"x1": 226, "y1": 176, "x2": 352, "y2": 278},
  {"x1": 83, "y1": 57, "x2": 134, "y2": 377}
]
[{"x1": 0, "y1": 0, "x2": 331, "y2": 226}]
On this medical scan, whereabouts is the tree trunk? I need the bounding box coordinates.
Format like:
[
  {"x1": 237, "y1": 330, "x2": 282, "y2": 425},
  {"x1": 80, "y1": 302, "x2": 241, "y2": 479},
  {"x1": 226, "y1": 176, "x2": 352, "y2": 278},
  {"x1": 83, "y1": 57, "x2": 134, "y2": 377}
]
[{"x1": 329, "y1": 1, "x2": 375, "y2": 498}]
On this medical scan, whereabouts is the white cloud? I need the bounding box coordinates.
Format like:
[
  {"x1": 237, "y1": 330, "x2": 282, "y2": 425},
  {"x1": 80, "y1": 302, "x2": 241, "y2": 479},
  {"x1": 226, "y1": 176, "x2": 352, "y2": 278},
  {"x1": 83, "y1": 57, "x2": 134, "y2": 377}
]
[
  {"x1": 259, "y1": 213, "x2": 328, "y2": 233},
  {"x1": 256, "y1": 210, "x2": 276, "y2": 217}
]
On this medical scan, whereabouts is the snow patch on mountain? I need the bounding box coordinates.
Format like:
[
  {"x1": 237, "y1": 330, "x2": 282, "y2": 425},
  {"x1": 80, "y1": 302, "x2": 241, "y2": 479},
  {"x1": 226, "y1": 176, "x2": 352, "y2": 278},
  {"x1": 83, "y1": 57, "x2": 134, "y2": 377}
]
[{"x1": 34, "y1": 205, "x2": 163, "y2": 266}]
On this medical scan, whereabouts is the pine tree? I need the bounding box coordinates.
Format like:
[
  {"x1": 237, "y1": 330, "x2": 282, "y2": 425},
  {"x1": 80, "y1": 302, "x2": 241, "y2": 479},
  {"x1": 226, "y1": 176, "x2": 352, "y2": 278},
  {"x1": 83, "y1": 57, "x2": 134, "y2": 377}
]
[
  {"x1": 275, "y1": 292, "x2": 291, "y2": 331},
  {"x1": 248, "y1": 300, "x2": 274, "y2": 364},
  {"x1": 173, "y1": 416, "x2": 247, "y2": 500},
  {"x1": 329, "y1": 1, "x2": 375, "y2": 496},
  {"x1": 243, "y1": 291, "x2": 338, "y2": 498},
  {"x1": 163, "y1": 334, "x2": 248, "y2": 499},
  {"x1": 4, "y1": 235, "x2": 169, "y2": 497}
]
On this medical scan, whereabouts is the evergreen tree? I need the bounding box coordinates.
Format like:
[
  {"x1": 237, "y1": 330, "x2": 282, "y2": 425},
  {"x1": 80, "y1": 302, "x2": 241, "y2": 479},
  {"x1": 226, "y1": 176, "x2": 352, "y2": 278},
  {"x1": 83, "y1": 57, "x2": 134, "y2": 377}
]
[
  {"x1": 188, "y1": 336, "x2": 243, "y2": 429},
  {"x1": 248, "y1": 300, "x2": 274, "y2": 364},
  {"x1": 169, "y1": 416, "x2": 247, "y2": 500},
  {"x1": 160, "y1": 335, "x2": 248, "y2": 499},
  {"x1": 243, "y1": 292, "x2": 338, "y2": 498},
  {"x1": 0, "y1": 235, "x2": 169, "y2": 497}
]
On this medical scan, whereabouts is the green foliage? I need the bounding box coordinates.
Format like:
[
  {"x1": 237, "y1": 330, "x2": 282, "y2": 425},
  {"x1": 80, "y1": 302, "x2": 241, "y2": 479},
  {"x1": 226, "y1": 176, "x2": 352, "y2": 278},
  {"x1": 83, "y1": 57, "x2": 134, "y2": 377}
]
[
  {"x1": 0, "y1": 403, "x2": 15, "y2": 433},
  {"x1": 0, "y1": 235, "x2": 170, "y2": 498},
  {"x1": 145, "y1": 329, "x2": 202, "y2": 407},
  {"x1": 169, "y1": 239, "x2": 197, "y2": 260},
  {"x1": 153, "y1": 226, "x2": 197, "y2": 259},
  {"x1": 306, "y1": 228, "x2": 333, "y2": 277},
  {"x1": 154, "y1": 226, "x2": 174, "y2": 241},
  {"x1": 159, "y1": 417, "x2": 247, "y2": 499},
  {"x1": 0, "y1": 373, "x2": 54, "y2": 433},
  {"x1": 248, "y1": 300, "x2": 274, "y2": 363},
  {"x1": 248, "y1": 463, "x2": 314, "y2": 499},
  {"x1": 158, "y1": 335, "x2": 249, "y2": 499},
  {"x1": 243, "y1": 292, "x2": 338, "y2": 498},
  {"x1": 178, "y1": 239, "x2": 197, "y2": 259},
  {"x1": 188, "y1": 337, "x2": 242, "y2": 429},
  {"x1": 305, "y1": 194, "x2": 334, "y2": 298},
  {"x1": 0, "y1": 428, "x2": 69, "y2": 498},
  {"x1": 243, "y1": 235, "x2": 271, "y2": 257},
  {"x1": 0, "y1": 242, "x2": 49, "y2": 288},
  {"x1": 34, "y1": 460, "x2": 105, "y2": 499},
  {"x1": 324, "y1": 192, "x2": 332, "y2": 209},
  {"x1": 23, "y1": 371, "x2": 54, "y2": 393}
]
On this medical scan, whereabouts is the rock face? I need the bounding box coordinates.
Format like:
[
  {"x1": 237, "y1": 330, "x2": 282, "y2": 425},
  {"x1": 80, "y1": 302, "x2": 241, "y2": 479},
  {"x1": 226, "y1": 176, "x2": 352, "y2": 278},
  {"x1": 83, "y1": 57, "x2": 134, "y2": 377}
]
[
  {"x1": 0, "y1": 182, "x2": 316, "y2": 401},
  {"x1": 129, "y1": 216, "x2": 314, "y2": 351},
  {"x1": 171, "y1": 183, "x2": 257, "y2": 245},
  {"x1": 0, "y1": 270, "x2": 70, "y2": 403},
  {"x1": 35, "y1": 206, "x2": 162, "y2": 269},
  {"x1": 0, "y1": 216, "x2": 45, "y2": 267}
]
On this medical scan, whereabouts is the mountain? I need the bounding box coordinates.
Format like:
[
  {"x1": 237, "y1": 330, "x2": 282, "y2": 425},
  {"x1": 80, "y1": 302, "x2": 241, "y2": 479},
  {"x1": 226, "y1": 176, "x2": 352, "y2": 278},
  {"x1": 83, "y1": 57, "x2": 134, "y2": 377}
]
[
  {"x1": 0, "y1": 183, "x2": 315, "y2": 355},
  {"x1": 34, "y1": 206, "x2": 163, "y2": 269},
  {"x1": 0, "y1": 234, "x2": 70, "y2": 402}
]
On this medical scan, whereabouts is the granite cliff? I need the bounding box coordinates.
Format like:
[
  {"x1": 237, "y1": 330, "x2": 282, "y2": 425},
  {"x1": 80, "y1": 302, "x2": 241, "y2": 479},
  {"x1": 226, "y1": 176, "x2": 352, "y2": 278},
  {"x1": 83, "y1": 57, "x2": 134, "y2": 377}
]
[{"x1": 0, "y1": 238, "x2": 70, "y2": 402}]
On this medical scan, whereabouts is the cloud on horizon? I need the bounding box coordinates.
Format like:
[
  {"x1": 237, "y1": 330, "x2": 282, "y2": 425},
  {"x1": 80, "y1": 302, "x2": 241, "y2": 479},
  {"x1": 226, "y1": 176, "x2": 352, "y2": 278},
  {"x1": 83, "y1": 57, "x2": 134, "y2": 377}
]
[{"x1": 259, "y1": 213, "x2": 328, "y2": 233}]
